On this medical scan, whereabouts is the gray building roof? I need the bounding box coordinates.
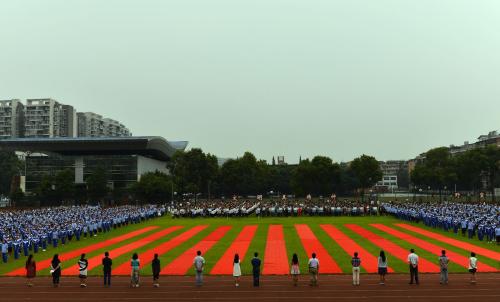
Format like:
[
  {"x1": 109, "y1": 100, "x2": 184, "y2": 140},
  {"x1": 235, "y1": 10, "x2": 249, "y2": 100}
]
[{"x1": 0, "y1": 136, "x2": 187, "y2": 161}]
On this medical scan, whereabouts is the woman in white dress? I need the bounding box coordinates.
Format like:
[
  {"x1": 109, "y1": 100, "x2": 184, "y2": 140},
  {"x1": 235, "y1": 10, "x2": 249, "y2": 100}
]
[{"x1": 233, "y1": 254, "x2": 241, "y2": 287}]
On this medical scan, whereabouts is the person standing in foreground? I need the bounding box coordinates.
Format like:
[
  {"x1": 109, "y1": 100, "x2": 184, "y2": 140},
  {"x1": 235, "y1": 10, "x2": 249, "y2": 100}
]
[
  {"x1": 152, "y1": 254, "x2": 161, "y2": 287},
  {"x1": 351, "y1": 252, "x2": 361, "y2": 286},
  {"x1": 290, "y1": 253, "x2": 300, "y2": 287},
  {"x1": 130, "y1": 253, "x2": 140, "y2": 288},
  {"x1": 193, "y1": 250, "x2": 205, "y2": 286},
  {"x1": 308, "y1": 253, "x2": 320, "y2": 287},
  {"x1": 78, "y1": 253, "x2": 88, "y2": 287},
  {"x1": 50, "y1": 254, "x2": 61, "y2": 287},
  {"x1": 468, "y1": 252, "x2": 478, "y2": 284},
  {"x1": 251, "y1": 252, "x2": 261, "y2": 287},
  {"x1": 233, "y1": 253, "x2": 242, "y2": 287},
  {"x1": 25, "y1": 254, "x2": 36, "y2": 287},
  {"x1": 102, "y1": 251, "x2": 112, "y2": 287},
  {"x1": 407, "y1": 249, "x2": 419, "y2": 285},
  {"x1": 377, "y1": 250, "x2": 388, "y2": 285},
  {"x1": 438, "y1": 250, "x2": 449, "y2": 285}
]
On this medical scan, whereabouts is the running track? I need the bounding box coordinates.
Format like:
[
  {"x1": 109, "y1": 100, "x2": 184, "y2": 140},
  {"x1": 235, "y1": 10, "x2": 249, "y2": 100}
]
[
  {"x1": 295, "y1": 224, "x2": 342, "y2": 273},
  {"x1": 395, "y1": 223, "x2": 500, "y2": 261},
  {"x1": 263, "y1": 225, "x2": 289, "y2": 275},
  {"x1": 61, "y1": 226, "x2": 182, "y2": 276},
  {"x1": 371, "y1": 224, "x2": 498, "y2": 272},
  {"x1": 210, "y1": 225, "x2": 258, "y2": 275},
  {"x1": 113, "y1": 225, "x2": 208, "y2": 275},
  {"x1": 344, "y1": 224, "x2": 440, "y2": 272},
  {"x1": 6, "y1": 226, "x2": 159, "y2": 276},
  {"x1": 161, "y1": 226, "x2": 232, "y2": 275},
  {"x1": 320, "y1": 224, "x2": 394, "y2": 273}
]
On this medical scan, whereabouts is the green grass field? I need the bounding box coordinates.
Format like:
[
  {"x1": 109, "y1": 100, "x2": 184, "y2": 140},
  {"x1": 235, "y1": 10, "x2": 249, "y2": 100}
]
[{"x1": 1, "y1": 215, "x2": 499, "y2": 276}]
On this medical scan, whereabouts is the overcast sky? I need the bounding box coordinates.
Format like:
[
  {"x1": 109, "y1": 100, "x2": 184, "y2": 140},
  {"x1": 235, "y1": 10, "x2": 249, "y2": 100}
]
[{"x1": 1, "y1": 0, "x2": 499, "y2": 163}]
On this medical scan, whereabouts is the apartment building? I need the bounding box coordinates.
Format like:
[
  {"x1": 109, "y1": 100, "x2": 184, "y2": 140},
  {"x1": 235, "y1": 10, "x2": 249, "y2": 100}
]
[{"x1": 0, "y1": 99, "x2": 24, "y2": 139}]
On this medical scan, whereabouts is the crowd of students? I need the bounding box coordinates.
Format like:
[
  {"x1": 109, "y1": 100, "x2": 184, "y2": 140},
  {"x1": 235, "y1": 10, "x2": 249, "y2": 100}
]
[
  {"x1": 21, "y1": 247, "x2": 482, "y2": 288},
  {"x1": 1, "y1": 205, "x2": 166, "y2": 263},
  {"x1": 170, "y1": 198, "x2": 379, "y2": 218},
  {"x1": 381, "y1": 202, "x2": 500, "y2": 244}
]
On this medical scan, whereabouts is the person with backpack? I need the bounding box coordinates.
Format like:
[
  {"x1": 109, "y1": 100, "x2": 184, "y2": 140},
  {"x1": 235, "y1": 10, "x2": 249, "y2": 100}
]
[
  {"x1": 308, "y1": 253, "x2": 319, "y2": 287},
  {"x1": 152, "y1": 254, "x2": 161, "y2": 287},
  {"x1": 78, "y1": 253, "x2": 88, "y2": 288},
  {"x1": 130, "y1": 253, "x2": 140, "y2": 288},
  {"x1": 193, "y1": 250, "x2": 205, "y2": 286},
  {"x1": 438, "y1": 250, "x2": 449, "y2": 285}
]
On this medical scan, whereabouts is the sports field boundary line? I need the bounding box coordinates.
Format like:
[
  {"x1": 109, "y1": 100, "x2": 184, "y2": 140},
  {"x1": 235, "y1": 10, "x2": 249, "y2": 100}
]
[
  {"x1": 370, "y1": 224, "x2": 498, "y2": 272},
  {"x1": 61, "y1": 226, "x2": 182, "y2": 276},
  {"x1": 344, "y1": 224, "x2": 440, "y2": 273},
  {"x1": 113, "y1": 225, "x2": 208, "y2": 275},
  {"x1": 320, "y1": 224, "x2": 394, "y2": 274},
  {"x1": 295, "y1": 224, "x2": 342, "y2": 273},
  {"x1": 5, "y1": 226, "x2": 159, "y2": 276},
  {"x1": 263, "y1": 225, "x2": 289, "y2": 275},
  {"x1": 395, "y1": 223, "x2": 500, "y2": 261},
  {"x1": 210, "y1": 225, "x2": 258, "y2": 275},
  {"x1": 161, "y1": 226, "x2": 232, "y2": 275}
]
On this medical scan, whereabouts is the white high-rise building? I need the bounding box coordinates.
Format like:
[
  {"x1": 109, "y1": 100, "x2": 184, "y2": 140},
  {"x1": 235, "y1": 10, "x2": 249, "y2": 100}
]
[
  {"x1": 77, "y1": 113, "x2": 131, "y2": 137},
  {"x1": 24, "y1": 98, "x2": 76, "y2": 138},
  {"x1": 0, "y1": 99, "x2": 25, "y2": 139}
]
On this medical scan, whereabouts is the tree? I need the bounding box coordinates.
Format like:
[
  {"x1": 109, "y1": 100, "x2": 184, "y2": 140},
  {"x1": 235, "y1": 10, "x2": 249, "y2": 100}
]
[
  {"x1": 482, "y1": 145, "x2": 500, "y2": 202},
  {"x1": 86, "y1": 167, "x2": 109, "y2": 203},
  {"x1": 131, "y1": 171, "x2": 173, "y2": 203},
  {"x1": 453, "y1": 149, "x2": 487, "y2": 192},
  {"x1": 35, "y1": 170, "x2": 75, "y2": 206},
  {"x1": 0, "y1": 151, "x2": 21, "y2": 196},
  {"x1": 219, "y1": 152, "x2": 270, "y2": 196},
  {"x1": 350, "y1": 154, "x2": 382, "y2": 201},
  {"x1": 169, "y1": 148, "x2": 219, "y2": 197},
  {"x1": 291, "y1": 156, "x2": 341, "y2": 197}
]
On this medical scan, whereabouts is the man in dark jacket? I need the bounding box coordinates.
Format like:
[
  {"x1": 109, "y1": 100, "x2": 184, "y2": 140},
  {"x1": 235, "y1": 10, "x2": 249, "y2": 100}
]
[
  {"x1": 152, "y1": 253, "x2": 161, "y2": 287},
  {"x1": 251, "y1": 252, "x2": 261, "y2": 287},
  {"x1": 102, "y1": 251, "x2": 112, "y2": 287}
]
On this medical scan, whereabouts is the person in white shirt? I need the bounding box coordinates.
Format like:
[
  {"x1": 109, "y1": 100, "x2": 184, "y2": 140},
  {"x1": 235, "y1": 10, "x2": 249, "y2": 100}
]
[
  {"x1": 468, "y1": 252, "x2": 478, "y2": 284},
  {"x1": 233, "y1": 253, "x2": 241, "y2": 287},
  {"x1": 308, "y1": 253, "x2": 320, "y2": 287},
  {"x1": 407, "y1": 249, "x2": 419, "y2": 285}
]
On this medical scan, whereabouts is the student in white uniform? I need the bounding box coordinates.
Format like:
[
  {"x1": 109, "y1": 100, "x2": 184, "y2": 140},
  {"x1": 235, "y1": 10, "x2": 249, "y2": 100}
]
[
  {"x1": 468, "y1": 252, "x2": 478, "y2": 284},
  {"x1": 78, "y1": 253, "x2": 88, "y2": 287},
  {"x1": 233, "y1": 254, "x2": 241, "y2": 287},
  {"x1": 308, "y1": 253, "x2": 320, "y2": 287}
]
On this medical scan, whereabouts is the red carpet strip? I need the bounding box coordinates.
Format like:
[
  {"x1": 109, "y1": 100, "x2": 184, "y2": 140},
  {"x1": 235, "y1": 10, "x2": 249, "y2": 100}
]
[
  {"x1": 113, "y1": 225, "x2": 208, "y2": 275},
  {"x1": 263, "y1": 225, "x2": 289, "y2": 275},
  {"x1": 210, "y1": 225, "x2": 258, "y2": 275},
  {"x1": 344, "y1": 224, "x2": 440, "y2": 272},
  {"x1": 295, "y1": 224, "x2": 342, "y2": 273},
  {"x1": 5, "y1": 226, "x2": 159, "y2": 276},
  {"x1": 395, "y1": 223, "x2": 500, "y2": 261},
  {"x1": 320, "y1": 224, "x2": 394, "y2": 273},
  {"x1": 161, "y1": 226, "x2": 232, "y2": 275},
  {"x1": 61, "y1": 226, "x2": 182, "y2": 276},
  {"x1": 371, "y1": 224, "x2": 498, "y2": 272}
]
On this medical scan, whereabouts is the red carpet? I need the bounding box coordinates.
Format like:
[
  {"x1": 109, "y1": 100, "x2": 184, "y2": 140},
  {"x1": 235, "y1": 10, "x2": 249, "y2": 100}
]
[
  {"x1": 344, "y1": 224, "x2": 440, "y2": 273},
  {"x1": 395, "y1": 223, "x2": 500, "y2": 261},
  {"x1": 371, "y1": 224, "x2": 498, "y2": 272},
  {"x1": 295, "y1": 224, "x2": 342, "y2": 273},
  {"x1": 263, "y1": 225, "x2": 289, "y2": 275},
  {"x1": 320, "y1": 224, "x2": 394, "y2": 273},
  {"x1": 5, "y1": 226, "x2": 159, "y2": 276},
  {"x1": 210, "y1": 225, "x2": 258, "y2": 275},
  {"x1": 113, "y1": 225, "x2": 208, "y2": 275},
  {"x1": 61, "y1": 226, "x2": 182, "y2": 276},
  {"x1": 161, "y1": 226, "x2": 232, "y2": 275}
]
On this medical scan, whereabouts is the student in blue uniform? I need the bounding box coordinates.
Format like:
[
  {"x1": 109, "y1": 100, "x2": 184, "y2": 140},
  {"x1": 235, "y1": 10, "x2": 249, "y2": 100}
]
[{"x1": 1, "y1": 240, "x2": 8, "y2": 263}]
